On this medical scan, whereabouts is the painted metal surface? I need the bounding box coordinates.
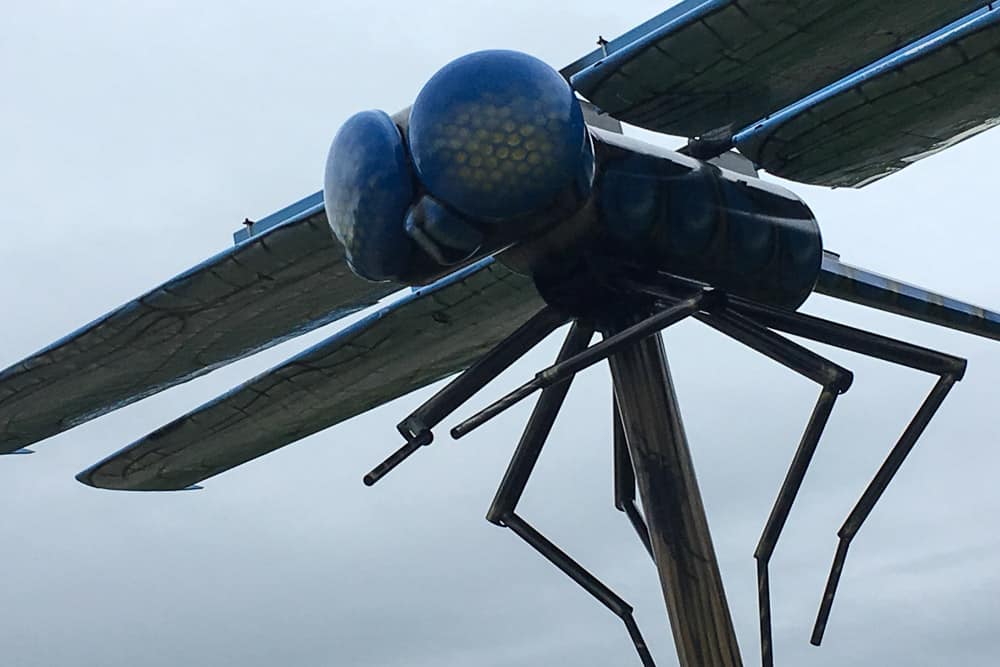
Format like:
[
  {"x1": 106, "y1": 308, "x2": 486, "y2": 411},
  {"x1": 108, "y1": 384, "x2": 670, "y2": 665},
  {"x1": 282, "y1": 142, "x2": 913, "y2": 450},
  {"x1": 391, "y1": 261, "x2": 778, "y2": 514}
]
[
  {"x1": 233, "y1": 190, "x2": 322, "y2": 243},
  {"x1": 736, "y1": 5, "x2": 1000, "y2": 187},
  {"x1": 1, "y1": 15, "x2": 999, "y2": 667},
  {"x1": 324, "y1": 109, "x2": 416, "y2": 280},
  {"x1": 409, "y1": 50, "x2": 591, "y2": 221},
  {"x1": 0, "y1": 202, "x2": 397, "y2": 454},
  {"x1": 724, "y1": 298, "x2": 966, "y2": 652},
  {"x1": 77, "y1": 259, "x2": 542, "y2": 491},
  {"x1": 319, "y1": 52, "x2": 821, "y2": 311},
  {"x1": 816, "y1": 252, "x2": 1000, "y2": 341},
  {"x1": 591, "y1": 130, "x2": 822, "y2": 309},
  {"x1": 569, "y1": 0, "x2": 986, "y2": 138},
  {"x1": 328, "y1": 51, "x2": 596, "y2": 284}
]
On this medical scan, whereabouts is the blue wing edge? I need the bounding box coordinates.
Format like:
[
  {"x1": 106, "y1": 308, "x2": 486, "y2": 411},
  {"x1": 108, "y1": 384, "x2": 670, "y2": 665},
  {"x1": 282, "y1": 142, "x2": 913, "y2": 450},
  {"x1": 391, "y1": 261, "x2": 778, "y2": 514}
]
[{"x1": 816, "y1": 251, "x2": 1000, "y2": 342}]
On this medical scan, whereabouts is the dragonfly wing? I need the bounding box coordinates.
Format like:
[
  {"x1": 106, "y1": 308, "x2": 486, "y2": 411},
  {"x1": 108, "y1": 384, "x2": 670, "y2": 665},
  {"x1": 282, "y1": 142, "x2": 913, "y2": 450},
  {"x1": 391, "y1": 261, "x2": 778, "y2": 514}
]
[
  {"x1": 815, "y1": 252, "x2": 1000, "y2": 341},
  {"x1": 736, "y1": 6, "x2": 1000, "y2": 187},
  {"x1": 0, "y1": 193, "x2": 398, "y2": 453},
  {"x1": 565, "y1": 0, "x2": 982, "y2": 138},
  {"x1": 77, "y1": 258, "x2": 544, "y2": 491}
]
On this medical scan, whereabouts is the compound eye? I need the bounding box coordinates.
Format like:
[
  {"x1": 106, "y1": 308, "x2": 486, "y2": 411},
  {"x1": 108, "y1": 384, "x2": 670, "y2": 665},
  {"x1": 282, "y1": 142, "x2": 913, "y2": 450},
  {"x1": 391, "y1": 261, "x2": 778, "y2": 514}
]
[
  {"x1": 408, "y1": 50, "x2": 592, "y2": 223},
  {"x1": 324, "y1": 109, "x2": 415, "y2": 282}
]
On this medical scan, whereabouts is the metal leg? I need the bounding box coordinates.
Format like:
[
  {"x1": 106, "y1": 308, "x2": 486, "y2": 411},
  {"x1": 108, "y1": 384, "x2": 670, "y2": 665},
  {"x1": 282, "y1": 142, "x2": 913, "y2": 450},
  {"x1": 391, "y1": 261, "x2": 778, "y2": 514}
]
[
  {"x1": 363, "y1": 305, "x2": 566, "y2": 485},
  {"x1": 811, "y1": 374, "x2": 958, "y2": 645},
  {"x1": 697, "y1": 309, "x2": 853, "y2": 667},
  {"x1": 613, "y1": 395, "x2": 654, "y2": 560},
  {"x1": 451, "y1": 291, "x2": 714, "y2": 440},
  {"x1": 486, "y1": 322, "x2": 656, "y2": 667},
  {"x1": 607, "y1": 325, "x2": 743, "y2": 667},
  {"x1": 726, "y1": 300, "x2": 967, "y2": 647}
]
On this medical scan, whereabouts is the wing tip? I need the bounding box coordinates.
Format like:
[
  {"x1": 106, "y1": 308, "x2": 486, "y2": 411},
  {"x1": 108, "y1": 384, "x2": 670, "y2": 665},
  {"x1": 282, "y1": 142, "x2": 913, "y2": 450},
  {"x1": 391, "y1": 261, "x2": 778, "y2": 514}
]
[
  {"x1": 75, "y1": 465, "x2": 201, "y2": 492},
  {"x1": 75, "y1": 466, "x2": 107, "y2": 489}
]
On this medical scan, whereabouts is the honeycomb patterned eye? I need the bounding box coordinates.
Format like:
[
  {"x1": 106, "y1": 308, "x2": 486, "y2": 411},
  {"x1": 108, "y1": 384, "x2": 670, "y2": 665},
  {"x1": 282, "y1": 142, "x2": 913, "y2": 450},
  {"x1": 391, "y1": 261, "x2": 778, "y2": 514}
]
[{"x1": 408, "y1": 50, "x2": 592, "y2": 222}]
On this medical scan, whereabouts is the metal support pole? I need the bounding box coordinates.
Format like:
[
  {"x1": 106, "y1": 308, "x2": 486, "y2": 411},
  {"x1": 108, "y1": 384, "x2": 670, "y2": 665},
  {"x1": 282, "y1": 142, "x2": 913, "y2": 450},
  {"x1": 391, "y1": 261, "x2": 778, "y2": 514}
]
[{"x1": 607, "y1": 325, "x2": 743, "y2": 667}]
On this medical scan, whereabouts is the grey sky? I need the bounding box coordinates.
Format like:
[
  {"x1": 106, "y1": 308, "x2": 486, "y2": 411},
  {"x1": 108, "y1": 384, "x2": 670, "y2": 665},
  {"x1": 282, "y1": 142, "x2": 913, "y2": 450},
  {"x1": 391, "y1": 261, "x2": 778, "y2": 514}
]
[{"x1": 2, "y1": 1, "x2": 999, "y2": 666}]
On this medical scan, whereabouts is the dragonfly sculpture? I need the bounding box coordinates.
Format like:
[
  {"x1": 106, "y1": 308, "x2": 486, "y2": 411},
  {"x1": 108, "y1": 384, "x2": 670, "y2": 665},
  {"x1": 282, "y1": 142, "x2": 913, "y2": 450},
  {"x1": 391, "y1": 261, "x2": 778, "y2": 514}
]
[{"x1": 3, "y1": 2, "x2": 1000, "y2": 665}]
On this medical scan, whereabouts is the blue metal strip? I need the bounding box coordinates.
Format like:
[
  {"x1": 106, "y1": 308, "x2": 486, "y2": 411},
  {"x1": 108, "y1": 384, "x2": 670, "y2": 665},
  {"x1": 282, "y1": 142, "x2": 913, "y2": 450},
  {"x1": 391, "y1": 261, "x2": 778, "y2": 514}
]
[
  {"x1": 232, "y1": 190, "x2": 324, "y2": 244},
  {"x1": 27, "y1": 194, "x2": 330, "y2": 365},
  {"x1": 734, "y1": 4, "x2": 1000, "y2": 147},
  {"x1": 559, "y1": 0, "x2": 721, "y2": 80},
  {"x1": 816, "y1": 253, "x2": 1000, "y2": 342},
  {"x1": 567, "y1": 0, "x2": 730, "y2": 93}
]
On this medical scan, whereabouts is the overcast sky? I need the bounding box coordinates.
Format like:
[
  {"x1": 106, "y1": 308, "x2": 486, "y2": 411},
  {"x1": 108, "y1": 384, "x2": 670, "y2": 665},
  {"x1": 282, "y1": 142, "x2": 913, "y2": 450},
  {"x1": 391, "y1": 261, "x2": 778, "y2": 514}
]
[{"x1": 2, "y1": 2, "x2": 999, "y2": 666}]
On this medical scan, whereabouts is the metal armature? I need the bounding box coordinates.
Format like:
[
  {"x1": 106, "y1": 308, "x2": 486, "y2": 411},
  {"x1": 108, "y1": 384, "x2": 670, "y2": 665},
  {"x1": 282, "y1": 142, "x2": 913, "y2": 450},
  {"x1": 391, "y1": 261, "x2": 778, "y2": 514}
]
[
  {"x1": 362, "y1": 274, "x2": 968, "y2": 667},
  {"x1": 364, "y1": 305, "x2": 567, "y2": 485},
  {"x1": 728, "y1": 300, "x2": 967, "y2": 647},
  {"x1": 451, "y1": 291, "x2": 713, "y2": 439},
  {"x1": 695, "y1": 308, "x2": 853, "y2": 667},
  {"x1": 485, "y1": 321, "x2": 657, "y2": 667},
  {"x1": 626, "y1": 276, "x2": 967, "y2": 664},
  {"x1": 613, "y1": 396, "x2": 654, "y2": 560}
]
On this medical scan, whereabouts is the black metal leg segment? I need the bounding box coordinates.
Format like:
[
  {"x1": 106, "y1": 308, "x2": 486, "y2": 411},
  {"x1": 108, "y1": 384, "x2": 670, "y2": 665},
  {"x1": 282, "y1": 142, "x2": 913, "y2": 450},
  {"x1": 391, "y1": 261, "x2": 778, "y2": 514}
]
[
  {"x1": 613, "y1": 395, "x2": 654, "y2": 560},
  {"x1": 486, "y1": 321, "x2": 655, "y2": 666},
  {"x1": 451, "y1": 291, "x2": 711, "y2": 439},
  {"x1": 725, "y1": 299, "x2": 967, "y2": 648},
  {"x1": 364, "y1": 305, "x2": 566, "y2": 485},
  {"x1": 756, "y1": 388, "x2": 839, "y2": 666},
  {"x1": 503, "y1": 514, "x2": 655, "y2": 667},
  {"x1": 698, "y1": 309, "x2": 852, "y2": 667},
  {"x1": 811, "y1": 373, "x2": 959, "y2": 645},
  {"x1": 486, "y1": 321, "x2": 594, "y2": 523}
]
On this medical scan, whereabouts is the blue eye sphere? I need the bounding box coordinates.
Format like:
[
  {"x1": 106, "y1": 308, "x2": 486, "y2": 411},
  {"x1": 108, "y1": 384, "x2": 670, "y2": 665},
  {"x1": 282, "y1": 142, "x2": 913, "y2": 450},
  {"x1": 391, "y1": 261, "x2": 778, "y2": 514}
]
[
  {"x1": 408, "y1": 50, "x2": 591, "y2": 222},
  {"x1": 323, "y1": 109, "x2": 414, "y2": 282}
]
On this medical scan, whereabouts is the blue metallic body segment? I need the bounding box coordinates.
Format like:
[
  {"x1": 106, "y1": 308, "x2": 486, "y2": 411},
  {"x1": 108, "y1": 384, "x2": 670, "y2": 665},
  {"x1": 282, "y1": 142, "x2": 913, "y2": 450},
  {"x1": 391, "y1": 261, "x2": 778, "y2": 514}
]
[
  {"x1": 816, "y1": 254, "x2": 1000, "y2": 342},
  {"x1": 233, "y1": 191, "x2": 323, "y2": 243},
  {"x1": 0, "y1": 200, "x2": 398, "y2": 454},
  {"x1": 409, "y1": 50, "x2": 591, "y2": 221},
  {"x1": 324, "y1": 109, "x2": 416, "y2": 281},
  {"x1": 76, "y1": 258, "x2": 544, "y2": 491},
  {"x1": 591, "y1": 130, "x2": 822, "y2": 309},
  {"x1": 735, "y1": 5, "x2": 1000, "y2": 187},
  {"x1": 568, "y1": 1, "x2": 985, "y2": 138}
]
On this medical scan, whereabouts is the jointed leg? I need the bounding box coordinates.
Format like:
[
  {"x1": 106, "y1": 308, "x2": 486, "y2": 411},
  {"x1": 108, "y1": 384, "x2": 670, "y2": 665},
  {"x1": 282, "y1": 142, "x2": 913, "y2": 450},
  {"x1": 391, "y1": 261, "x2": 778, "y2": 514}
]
[
  {"x1": 697, "y1": 308, "x2": 853, "y2": 667},
  {"x1": 728, "y1": 299, "x2": 966, "y2": 646},
  {"x1": 451, "y1": 290, "x2": 714, "y2": 439},
  {"x1": 613, "y1": 395, "x2": 654, "y2": 560},
  {"x1": 810, "y1": 374, "x2": 958, "y2": 645},
  {"x1": 364, "y1": 305, "x2": 566, "y2": 485},
  {"x1": 487, "y1": 321, "x2": 656, "y2": 667}
]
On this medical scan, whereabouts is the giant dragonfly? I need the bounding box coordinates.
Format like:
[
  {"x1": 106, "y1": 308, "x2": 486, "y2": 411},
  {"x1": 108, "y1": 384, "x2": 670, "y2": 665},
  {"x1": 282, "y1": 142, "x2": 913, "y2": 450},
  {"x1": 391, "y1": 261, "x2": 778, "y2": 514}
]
[{"x1": 3, "y1": 2, "x2": 1000, "y2": 665}]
